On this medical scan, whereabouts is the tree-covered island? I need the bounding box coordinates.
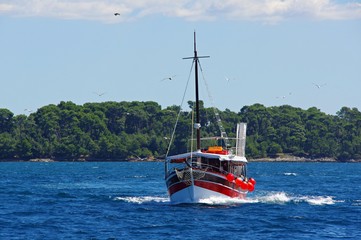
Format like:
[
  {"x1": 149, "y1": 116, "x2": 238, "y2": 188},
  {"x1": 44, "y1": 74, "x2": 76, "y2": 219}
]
[{"x1": 1, "y1": 101, "x2": 360, "y2": 162}]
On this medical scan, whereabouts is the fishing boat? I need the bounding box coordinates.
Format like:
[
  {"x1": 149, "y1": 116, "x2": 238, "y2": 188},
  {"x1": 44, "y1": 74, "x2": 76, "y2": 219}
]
[{"x1": 164, "y1": 32, "x2": 256, "y2": 204}]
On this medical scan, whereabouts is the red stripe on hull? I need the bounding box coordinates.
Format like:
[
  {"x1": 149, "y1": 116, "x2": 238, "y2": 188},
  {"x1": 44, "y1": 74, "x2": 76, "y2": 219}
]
[
  {"x1": 194, "y1": 181, "x2": 246, "y2": 198},
  {"x1": 168, "y1": 181, "x2": 188, "y2": 196},
  {"x1": 167, "y1": 180, "x2": 246, "y2": 199}
]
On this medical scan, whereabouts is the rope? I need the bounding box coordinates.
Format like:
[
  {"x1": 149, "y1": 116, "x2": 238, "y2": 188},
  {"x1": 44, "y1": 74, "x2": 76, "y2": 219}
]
[
  {"x1": 165, "y1": 61, "x2": 195, "y2": 157},
  {"x1": 198, "y1": 61, "x2": 229, "y2": 147},
  {"x1": 190, "y1": 97, "x2": 195, "y2": 154}
]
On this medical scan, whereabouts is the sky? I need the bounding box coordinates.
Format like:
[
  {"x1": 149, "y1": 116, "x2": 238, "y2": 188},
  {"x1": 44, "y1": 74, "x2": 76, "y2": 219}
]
[{"x1": 0, "y1": 0, "x2": 360, "y2": 116}]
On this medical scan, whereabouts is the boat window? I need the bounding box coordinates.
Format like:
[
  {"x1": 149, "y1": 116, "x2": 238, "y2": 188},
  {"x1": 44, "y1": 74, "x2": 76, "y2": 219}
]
[
  {"x1": 191, "y1": 157, "x2": 220, "y2": 171},
  {"x1": 205, "y1": 157, "x2": 220, "y2": 171},
  {"x1": 232, "y1": 163, "x2": 246, "y2": 178},
  {"x1": 221, "y1": 161, "x2": 229, "y2": 173},
  {"x1": 191, "y1": 156, "x2": 199, "y2": 166}
]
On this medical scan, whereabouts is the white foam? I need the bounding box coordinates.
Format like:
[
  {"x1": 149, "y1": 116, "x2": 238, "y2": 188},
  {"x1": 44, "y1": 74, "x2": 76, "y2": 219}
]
[
  {"x1": 198, "y1": 196, "x2": 256, "y2": 205},
  {"x1": 303, "y1": 196, "x2": 336, "y2": 205},
  {"x1": 114, "y1": 193, "x2": 340, "y2": 206},
  {"x1": 114, "y1": 196, "x2": 169, "y2": 204},
  {"x1": 249, "y1": 192, "x2": 338, "y2": 206},
  {"x1": 284, "y1": 172, "x2": 297, "y2": 176},
  {"x1": 257, "y1": 192, "x2": 291, "y2": 204}
]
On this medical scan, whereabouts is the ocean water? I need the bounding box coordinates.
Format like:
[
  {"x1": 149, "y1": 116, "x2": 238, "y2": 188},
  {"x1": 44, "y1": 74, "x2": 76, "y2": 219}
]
[{"x1": 0, "y1": 162, "x2": 360, "y2": 239}]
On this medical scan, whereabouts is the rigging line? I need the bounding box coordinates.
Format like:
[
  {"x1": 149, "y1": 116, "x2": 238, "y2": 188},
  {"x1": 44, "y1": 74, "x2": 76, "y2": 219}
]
[
  {"x1": 190, "y1": 96, "x2": 195, "y2": 154},
  {"x1": 198, "y1": 61, "x2": 229, "y2": 146},
  {"x1": 165, "y1": 60, "x2": 195, "y2": 157}
]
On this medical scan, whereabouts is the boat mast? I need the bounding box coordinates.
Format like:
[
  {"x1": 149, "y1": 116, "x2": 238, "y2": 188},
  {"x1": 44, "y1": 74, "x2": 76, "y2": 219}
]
[
  {"x1": 193, "y1": 32, "x2": 201, "y2": 150},
  {"x1": 184, "y1": 32, "x2": 209, "y2": 151}
]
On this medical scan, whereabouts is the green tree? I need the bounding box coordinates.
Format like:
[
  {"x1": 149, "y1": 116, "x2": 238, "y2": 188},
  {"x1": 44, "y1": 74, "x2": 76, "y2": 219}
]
[{"x1": 0, "y1": 109, "x2": 14, "y2": 133}]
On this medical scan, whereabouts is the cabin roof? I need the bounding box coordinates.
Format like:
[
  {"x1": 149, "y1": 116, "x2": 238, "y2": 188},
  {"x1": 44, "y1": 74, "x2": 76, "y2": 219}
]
[{"x1": 166, "y1": 150, "x2": 247, "y2": 162}]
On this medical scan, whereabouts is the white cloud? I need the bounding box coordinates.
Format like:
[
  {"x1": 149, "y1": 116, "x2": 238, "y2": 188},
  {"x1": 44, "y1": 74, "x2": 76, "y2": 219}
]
[
  {"x1": 0, "y1": 0, "x2": 360, "y2": 23},
  {"x1": 0, "y1": 3, "x2": 14, "y2": 12}
]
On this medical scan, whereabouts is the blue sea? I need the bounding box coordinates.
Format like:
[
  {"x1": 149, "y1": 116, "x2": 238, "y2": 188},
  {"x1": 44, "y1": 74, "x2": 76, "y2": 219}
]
[{"x1": 0, "y1": 162, "x2": 360, "y2": 239}]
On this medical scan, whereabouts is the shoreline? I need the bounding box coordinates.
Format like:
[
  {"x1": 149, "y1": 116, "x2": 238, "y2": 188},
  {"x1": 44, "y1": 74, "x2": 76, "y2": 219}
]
[
  {"x1": 249, "y1": 157, "x2": 336, "y2": 162},
  {"x1": 1, "y1": 157, "x2": 361, "y2": 163},
  {"x1": 249, "y1": 157, "x2": 361, "y2": 163}
]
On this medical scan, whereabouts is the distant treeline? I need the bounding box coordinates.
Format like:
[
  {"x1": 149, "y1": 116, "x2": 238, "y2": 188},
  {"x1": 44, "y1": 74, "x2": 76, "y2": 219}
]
[{"x1": 0, "y1": 101, "x2": 360, "y2": 161}]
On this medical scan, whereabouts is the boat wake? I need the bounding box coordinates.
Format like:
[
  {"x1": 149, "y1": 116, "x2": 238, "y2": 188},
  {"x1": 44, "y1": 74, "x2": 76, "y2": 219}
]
[
  {"x1": 114, "y1": 192, "x2": 341, "y2": 206},
  {"x1": 114, "y1": 196, "x2": 169, "y2": 204},
  {"x1": 254, "y1": 191, "x2": 341, "y2": 205},
  {"x1": 198, "y1": 191, "x2": 342, "y2": 206}
]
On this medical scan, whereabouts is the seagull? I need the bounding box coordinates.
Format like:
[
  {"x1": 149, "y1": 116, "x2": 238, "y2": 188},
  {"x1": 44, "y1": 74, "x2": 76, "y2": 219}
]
[
  {"x1": 313, "y1": 83, "x2": 326, "y2": 89},
  {"x1": 24, "y1": 109, "x2": 32, "y2": 113},
  {"x1": 162, "y1": 75, "x2": 176, "y2": 81},
  {"x1": 225, "y1": 76, "x2": 236, "y2": 83},
  {"x1": 114, "y1": 13, "x2": 120, "y2": 16},
  {"x1": 276, "y1": 92, "x2": 292, "y2": 99},
  {"x1": 93, "y1": 92, "x2": 106, "y2": 97}
]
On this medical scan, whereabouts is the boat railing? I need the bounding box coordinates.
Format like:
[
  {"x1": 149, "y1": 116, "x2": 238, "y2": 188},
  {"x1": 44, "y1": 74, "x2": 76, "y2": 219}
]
[
  {"x1": 167, "y1": 161, "x2": 226, "y2": 176},
  {"x1": 189, "y1": 160, "x2": 246, "y2": 179},
  {"x1": 166, "y1": 160, "x2": 248, "y2": 181},
  {"x1": 190, "y1": 137, "x2": 243, "y2": 153},
  {"x1": 190, "y1": 161, "x2": 228, "y2": 175}
]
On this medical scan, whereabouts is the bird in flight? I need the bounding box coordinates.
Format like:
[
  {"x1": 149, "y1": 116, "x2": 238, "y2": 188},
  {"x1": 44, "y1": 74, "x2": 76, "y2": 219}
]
[
  {"x1": 313, "y1": 83, "x2": 326, "y2": 89},
  {"x1": 225, "y1": 76, "x2": 231, "y2": 83},
  {"x1": 276, "y1": 92, "x2": 292, "y2": 99},
  {"x1": 93, "y1": 92, "x2": 106, "y2": 97},
  {"x1": 162, "y1": 75, "x2": 176, "y2": 81},
  {"x1": 114, "y1": 13, "x2": 120, "y2": 16}
]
